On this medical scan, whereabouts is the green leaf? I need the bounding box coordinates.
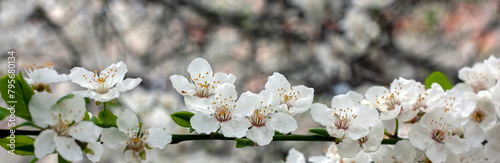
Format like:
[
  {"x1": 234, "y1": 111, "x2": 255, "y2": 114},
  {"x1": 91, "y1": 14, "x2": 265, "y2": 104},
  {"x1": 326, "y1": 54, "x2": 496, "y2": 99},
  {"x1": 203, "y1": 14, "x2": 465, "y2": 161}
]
[
  {"x1": 274, "y1": 131, "x2": 283, "y2": 135},
  {"x1": 139, "y1": 149, "x2": 147, "y2": 160},
  {"x1": 84, "y1": 97, "x2": 91, "y2": 105},
  {"x1": 29, "y1": 156, "x2": 38, "y2": 163},
  {"x1": 308, "y1": 128, "x2": 330, "y2": 138},
  {"x1": 235, "y1": 138, "x2": 255, "y2": 148},
  {"x1": 189, "y1": 127, "x2": 195, "y2": 133},
  {"x1": 11, "y1": 121, "x2": 41, "y2": 130},
  {"x1": 83, "y1": 147, "x2": 94, "y2": 155},
  {"x1": 0, "y1": 73, "x2": 34, "y2": 121},
  {"x1": 84, "y1": 111, "x2": 91, "y2": 121},
  {"x1": 58, "y1": 154, "x2": 71, "y2": 163},
  {"x1": 0, "y1": 135, "x2": 35, "y2": 156},
  {"x1": 170, "y1": 111, "x2": 195, "y2": 128},
  {"x1": 425, "y1": 71, "x2": 453, "y2": 91},
  {"x1": 96, "y1": 108, "x2": 118, "y2": 128},
  {"x1": 0, "y1": 107, "x2": 11, "y2": 121}
]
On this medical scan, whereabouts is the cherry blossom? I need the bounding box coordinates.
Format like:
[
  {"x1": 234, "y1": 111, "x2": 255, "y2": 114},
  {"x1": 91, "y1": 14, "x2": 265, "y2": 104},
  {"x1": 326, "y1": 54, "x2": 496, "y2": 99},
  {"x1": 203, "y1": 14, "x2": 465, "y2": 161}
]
[
  {"x1": 365, "y1": 77, "x2": 417, "y2": 120},
  {"x1": 284, "y1": 148, "x2": 306, "y2": 163},
  {"x1": 170, "y1": 58, "x2": 235, "y2": 112},
  {"x1": 264, "y1": 72, "x2": 314, "y2": 116},
  {"x1": 336, "y1": 120, "x2": 384, "y2": 158},
  {"x1": 30, "y1": 93, "x2": 102, "y2": 162},
  {"x1": 69, "y1": 61, "x2": 142, "y2": 102},
  {"x1": 458, "y1": 62, "x2": 496, "y2": 94},
  {"x1": 23, "y1": 62, "x2": 69, "y2": 85}
]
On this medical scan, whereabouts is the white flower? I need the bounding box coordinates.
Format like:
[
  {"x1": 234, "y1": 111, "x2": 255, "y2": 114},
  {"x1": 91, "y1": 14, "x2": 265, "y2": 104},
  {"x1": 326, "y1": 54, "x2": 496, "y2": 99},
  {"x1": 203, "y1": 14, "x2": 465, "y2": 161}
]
[
  {"x1": 435, "y1": 88, "x2": 476, "y2": 124},
  {"x1": 398, "y1": 82, "x2": 444, "y2": 122},
  {"x1": 23, "y1": 62, "x2": 69, "y2": 85},
  {"x1": 69, "y1": 61, "x2": 142, "y2": 102},
  {"x1": 284, "y1": 148, "x2": 306, "y2": 163},
  {"x1": 485, "y1": 123, "x2": 500, "y2": 161},
  {"x1": 311, "y1": 91, "x2": 379, "y2": 140},
  {"x1": 86, "y1": 142, "x2": 103, "y2": 163},
  {"x1": 455, "y1": 144, "x2": 487, "y2": 163},
  {"x1": 309, "y1": 144, "x2": 369, "y2": 163},
  {"x1": 368, "y1": 145, "x2": 394, "y2": 163},
  {"x1": 408, "y1": 109, "x2": 469, "y2": 163},
  {"x1": 242, "y1": 90, "x2": 297, "y2": 146},
  {"x1": 365, "y1": 77, "x2": 417, "y2": 120},
  {"x1": 101, "y1": 109, "x2": 172, "y2": 162},
  {"x1": 170, "y1": 58, "x2": 235, "y2": 112},
  {"x1": 336, "y1": 120, "x2": 384, "y2": 158},
  {"x1": 264, "y1": 72, "x2": 314, "y2": 116},
  {"x1": 393, "y1": 140, "x2": 417, "y2": 162},
  {"x1": 463, "y1": 92, "x2": 497, "y2": 144},
  {"x1": 458, "y1": 62, "x2": 496, "y2": 93},
  {"x1": 30, "y1": 93, "x2": 102, "y2": 162},
  {"x1": 190, "y1": 83, "x2": 252, "y2": 138}
]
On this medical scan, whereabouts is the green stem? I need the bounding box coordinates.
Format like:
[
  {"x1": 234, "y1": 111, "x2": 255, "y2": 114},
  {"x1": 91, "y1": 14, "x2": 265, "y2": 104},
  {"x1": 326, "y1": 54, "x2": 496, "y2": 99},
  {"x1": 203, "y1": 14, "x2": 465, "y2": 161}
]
[{"x1": 394, "y1": 118, "x2": 399, "y2": 138}]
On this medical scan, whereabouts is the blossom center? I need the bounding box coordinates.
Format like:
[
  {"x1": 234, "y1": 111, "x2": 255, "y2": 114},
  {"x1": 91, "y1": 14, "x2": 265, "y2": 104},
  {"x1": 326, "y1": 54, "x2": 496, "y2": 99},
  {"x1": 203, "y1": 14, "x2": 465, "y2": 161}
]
[
  {"x1": 431, "y1": 129, "x2": 446, "y2": 143},
  {"x1": 249, "y1": 104, "x2": 273, "y2": 127},
  {"x1": 190, "y1": 73, "x2": 217, "y2": 98},
  {"x1": 82, "y1": 67, "x2": 118, "y2": 94},
  {"x1": 214, "y1": 105, "x2": 232, "y2": 122},
  {"x1": 126, "y1": 130, "x2": 149, "y2": 152},
  {"x1": 278, "y1": 87, "x2": 300, "y2": 110},
  {"x1": 333, "y1": 108, "x2": 356, "y2": 130},
  {"x1": 470, "y1": 109, "x2": 486, "y2": 124}
]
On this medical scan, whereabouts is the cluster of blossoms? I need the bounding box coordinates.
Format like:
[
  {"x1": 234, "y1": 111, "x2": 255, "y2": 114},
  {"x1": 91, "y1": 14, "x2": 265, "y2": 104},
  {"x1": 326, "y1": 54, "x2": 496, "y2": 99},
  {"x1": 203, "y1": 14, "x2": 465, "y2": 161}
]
[
  {"x1": 170, "y1": 58, "x2": 314, "y2": 145},
  {"x1": 7, "y1": 56, "x2": 500, "y2": 162}
]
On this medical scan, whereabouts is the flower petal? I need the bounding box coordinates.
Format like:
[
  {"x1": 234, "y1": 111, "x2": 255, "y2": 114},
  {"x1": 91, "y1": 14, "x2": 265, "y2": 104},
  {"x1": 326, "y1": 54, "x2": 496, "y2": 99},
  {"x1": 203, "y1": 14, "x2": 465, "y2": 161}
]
[
  {"x1": 246, "y1": 126, "x2": 274, "y2": 146},
  {"x1": 86, "y1": 142, "x2": 103, "y2": 163},
  {"x1": 55, "y1": 94, "x2": 86, "y2": 124},
  {"x1": 102, "y1": 61, "x2": 128, "y2": 87},
  {"x1": 188, "y1": 58, "x2": 213, "y2": 78},
  {"x1": 310, "y1": 103, "x2": 333, "y2": 126},
  {"x1": 29, "y1": 92, "x2": 56, "y2": 128},
  {"x1": 393, "y1": 140, "x2": 416, "y2": 163},
  {"x1": 286, "y1": 148, "x2": 306, "y2": 163},
  {"x1": 220, "y1": 118, "x2": 251, "y2": 138},
  {"x1": 268, "y1": 113, "x2": 297, "y2": 133},
  {"x1": 264, "y1": 72, "x2": 291, "y2": 92},
  {"x1": 351, "y1": 105, "x2": 379, "y2": 128},
  {"x1": 214, "y1": 83, "x2": 237, "y2": 102},
  {"x1": 145, "y1": 127, "x2": 172, "y2": 149},
  {"x1": 408, "y1": 124, "x2": 432, "y2": 150},
  {"x1": 190, "y1": 112, "x2": 220, "y2": 134},
  {"x1": 117, "y1": 109, "x2": 140, "y2": 138},
  {"x1": 34, "y1": 130, "x2": 56, "y2": 159},
  {"x1": 289, "y1": 85, "x2": 314, "y2": 115},
  {"x1": 124, "y1": 149, "x2": 140, "y2": 163},
  {"x1": 346, "y1": 124, "x2": 369, "y2": 140},
  {"x1": 233, "y1": 91, "x2": 259, "y2": 117},
  {"x1": 361, "y1": 120, "x2": 384, "y2": 152},
  {"x1": 116, "y1": 78, "x2": 142, "y2": 92},
  {"x1": 426, "y1": 141, "x2": 447, "y2": 163},
  {"x1": 337, "y1": 138, "x2": 361, "y2": 158},
  {"x1": 100, "y1": 127, "x2": 129, "y2": 149},
  {"x1": 69, "y1": 67, "x2": 96, "y2": 89},
  {"x1": 170, "y1": 74, "x2": 195, "y2": 95},
  {"x1": 29, "y1": 69, "x2": 68, "y2": 84},
  {"x1": 331, "y1": 94, "x2": 355, "y2": 112},
  {"x1": 55, "y1": 136, "x2": 83, "y2": 162},
  {"x1": 213, "y1": 72, "x2": 236, "y2": 85},
  {"x1": 68, "y1": 121, "x2": 102, "y2": 143},
  {"x1": 444, "y1": 135, "x2": 469, "y2": 154},
  {"x1": 184, "y1": 95, "x2": 213, "y2": 112}
]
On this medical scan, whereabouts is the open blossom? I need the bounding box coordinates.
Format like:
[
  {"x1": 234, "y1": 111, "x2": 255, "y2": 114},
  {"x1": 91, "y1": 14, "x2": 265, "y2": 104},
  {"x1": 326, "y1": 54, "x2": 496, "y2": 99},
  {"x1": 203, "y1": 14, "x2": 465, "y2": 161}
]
[
  {"x1": 336, "y1": 120, "x2": 384, "y2": 158},
  {"x1": 463, "y1": 92, "x2": 497, "y2": 144},
  {"x1": 264, "y1": 72, "x2": 314, "y2": 116},
  {"x1": 23, "y1": 62, "x2": 69, "y2": 85},
  {"x1": 399, "y1": 82, "x2": 444, "y2": 122},
  {"x1": 30, "y1": 93, "x2": 102, "y2": 162},
  {"x1": 458, "y1": 62, "x2": 496, "y2": 93},
  {"x1": 409, "y1": 109, "x2": 469, "y2": 163},
  {"x1": 365, "y1": 77, "x2": 417, "y2": 120},
  {"x1": 435, "y1": 88, "x2": 476, "y2": 124},
  {"x1": 101, "y1": 109, "x2": 171, "y2": 162},
  {"x1": 311, "y1": 91, "x2": 379, "y2": 140},
  {"x1": 242, "y1": 90, "x2": 297, "y2": 146},
  {"x1": 284, "y1": 148, "x2": 306, "y2": 163},
  {"x1": 190, "y1": 83, "x2": 252, "y2": 138},
  {"x1": 69, "y1": 61, "x2": 142, "y2": 102},
  {"x1": 170, "y1": 58, "x2": 235, "y2": 112}
]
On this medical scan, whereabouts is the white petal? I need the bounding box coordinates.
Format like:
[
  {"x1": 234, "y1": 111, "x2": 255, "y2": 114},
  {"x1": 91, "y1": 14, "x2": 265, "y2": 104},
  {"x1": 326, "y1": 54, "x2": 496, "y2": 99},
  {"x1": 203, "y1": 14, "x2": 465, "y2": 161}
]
[
  {"x1": 214, "y1": 83, "x2": 237, "y2": 101},
  {"x1": 117, "y1": 109, "x2": 140, "y2": 138},
  {"x1": 398, "y1": 109, "x2": 419, "y2": 122},
  {"x1": 188, "y1": 58, "x2": 213, "y2": 78},
  {"x1": 289, "y1": 85, "x2": 314, "y2": 115},
  {"x1": 286, "y1": 148, "x2": 306, "y2": 163},
  {"x1": 220, "y1": 118, "x2": 251, "y2": 138},
  {"x1": 29, "y1": 92, "x2": 56, "y2": 128},
  {"x1": 116, "y1": 78, "x2": 142, "y2": 92},
  {"x1": 351, "y1": 106, "x2": 379, "y2": 127},
  {"x1": 124, "y1": 150, "x2": 140, "y2": 163},
  {"x1": 55, "y1": 136, "x2": 83, "y2": 162},
  {"x1": 308, "y1": 156, "x2": 331, "y2": 163},
  {"x1": 379, "y1": 105, "x2": 401, "y2": 120},
  {"x1": 184, "y1": 95, "x2": 213, "y2": 112},
  {"x1": 361, "y1": 120, "x2": 384, "y2": 152},
  {"x1": 100, "y1": 127, "x2": 129, "y2": 149},
  {"x1": 233, "y1": 91, "x2": 259, "y2": 117},
  {"x1": 464, "y1": 123, "x2": 485, "y2": 144},
  {"x1": 337, "y1": 138, "x2": 361, "y2": 158},
  {"x1": 485, "y1": 140, "x2": 500, "y2": 161},
  {"x1": 102, "y1": 61, "x2": 128, "y2": 87},
  {"x1": 394, "y1": 140, "x2": 416, "y2": 163},
  {"x1": 55, "y1": 94, "x2": 86, "y2": 124},
  {"x1": 69, "y1": 67, "x2": 96, "y2": 89},
  {"x1": 29, "y1": 69, "x2": 68, "y2": 84},
  {"x1": 346, "y1": 91, "x2": 364, "y2": 106},
  {"x1": 310, "y1": 103, "x2": 333, "y2": 126},
  {"x1": 145, "y1": 127, "x2": 172, "y2": 149},
  {"x1": 34, "y1": 130, "x2": 57, "y2": 159},
  {"x1": 443, "y1": 135, "x2": 469, "y2": 154},
  {"x1": 68, "y1": 121, "x2": 102, "y2": 143},
  {"x1": 327, "y1": 124, "x2": 345, "y2": 138},
  {"x1": 86, "y1": 142, "x2": 103, "y2": 163},
  {"x1": 426, "y1": 141, "x2": 447, "y2": 163},
  {"x1": 90, "y1": 89, "x2": 121, "y2": 102},
  {"x1": 365, "y1": 86, "x2": 389, "y2": 103},
  {"x1": 331, "y1": 94, "x2": 355, "y2": 112},
  {"x1": 169, "y1": 75, "x2": 195, "y2": 95},
  {"x1": 369, "y1": 145, "x2": 394, "y2": 163},
  {"x1": 213, "y1": 72, "x2": 236, "y2": 85},
  {"x1": 346, "y1": 124, "x2": 369, "y2": 140},
  {"x1": 246, "y1": 126, "x2": 274, "y2": 146},
  {"x1": 268, "y1": 113, "x2": 297, "y2": 133},
  {"x1": 190, "y1": 112, "x2": 220, "y2": 134},
  {"x1": 264, "y1": 72, "x2": 291, "y2": 91},
  {"x1": 408, "y1": 124, "x2": 432, "y2": 150}
]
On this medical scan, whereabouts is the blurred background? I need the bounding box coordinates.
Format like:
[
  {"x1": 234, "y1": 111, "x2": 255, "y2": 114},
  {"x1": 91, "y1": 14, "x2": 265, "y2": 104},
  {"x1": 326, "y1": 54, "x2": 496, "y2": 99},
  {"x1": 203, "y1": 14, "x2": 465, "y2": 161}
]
[{"x1": 0, "y1": 0, "x2": 500, "y2": 162}]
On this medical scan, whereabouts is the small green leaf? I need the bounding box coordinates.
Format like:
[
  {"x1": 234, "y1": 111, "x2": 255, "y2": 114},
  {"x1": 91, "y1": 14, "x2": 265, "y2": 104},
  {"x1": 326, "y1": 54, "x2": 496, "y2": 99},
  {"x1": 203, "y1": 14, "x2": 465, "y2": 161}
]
[
  {"x1": 308, "y1": 128, "x2": 330, "y2": 138},
  {"x1": 96, "y1": 108, "x2": 118, "y2": 128},
  {"x1": 139, "y1": 149, "x2": 147, "y2": 160},
  {"x1": 0, "y1": 107, "x2": 11, "y2": 121},
  {"x1": 58, "y1": 154, "x2": 71, "y2": 163},
  {"x1": 0, "y1": 135, "x2": 35, "y2": 156},
  {"x1": 29, "y1": 156, "x2": 38, "y2": 163},
  {"x1": 0, "y1": 73, "x2": 34, "y2": 121},
  {"x1": 11, "y1": 121, "x2": 41, "y2": 130},
  {"x1": 274, "y1": 131, "x2": 283, "y2": 135},
  {"x1": 170, "y1": 111, "x2": 195, "y2": 128},
  {"x1": 83, "y1": 147, "x2": 94, "y2": 155},
  {"x1": 84, "y1": 111, "x2": 91, "y2": 121},
  {"x1": 84, "y1": 97, "x2": 91, "y2": 105},
  {"x1": 425, "y1": 71, "x2": 453, "y2": 91},
  {"x1": 189, "y1": 127, "x2": 195, "y2": 133},
  {"x1": 235, "y1": 138, "x2": 255, "y2": 148}
]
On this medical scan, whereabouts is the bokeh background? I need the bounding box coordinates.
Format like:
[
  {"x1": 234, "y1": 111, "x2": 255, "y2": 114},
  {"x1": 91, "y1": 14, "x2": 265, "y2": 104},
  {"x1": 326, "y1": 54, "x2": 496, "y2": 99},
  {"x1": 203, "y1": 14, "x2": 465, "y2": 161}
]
[{"x1": 1, "y1": 0, "x2": 500, "y2": 162}]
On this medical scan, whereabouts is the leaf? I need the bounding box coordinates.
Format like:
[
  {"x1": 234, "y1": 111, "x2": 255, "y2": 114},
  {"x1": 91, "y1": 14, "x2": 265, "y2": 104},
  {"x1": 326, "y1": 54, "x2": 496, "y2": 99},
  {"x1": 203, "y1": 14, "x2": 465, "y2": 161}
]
[
  {"x1": 96, "y1": 108, "x2": 118, "y2": 128},
  {"x1": 29, "y1": 156, "x2": 38, "y2": 163},
  {"x1": 84, "y1": 97, "x2": 91, "y2": 105},
  {"x1": 0, "y1": 107, "x2": 11, "y2": 121},
  {"x1": 0, "y1": 135, "x2": 35, "y2": 156},
  {"x1": 84, "y1": 111, "x2": 91, "y2": 121},
  {"x1": 274, "y1": 131, "x2": 283, "y2": 135},
  {"x1": 11, "y1": 121, "x2": 41, "y2": 130},
  {"x1": 170, "y1": 111, "x2": 195, "y2": 128},
  {"x1": 308, "y1": 128, "x2": 330, "y2": 138},
  {"x1": 58, "y1": 154, "x2": 71, "y2": 163},
  {"x1": 235, "y1": 138, "x2": 255, "y2": 148},
  {"x1": 0, "y1": 73, "x2": 34, "y2": 121},
  {"x1": 425, "y1": 71, "x2": 453, "y2": 91}
]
